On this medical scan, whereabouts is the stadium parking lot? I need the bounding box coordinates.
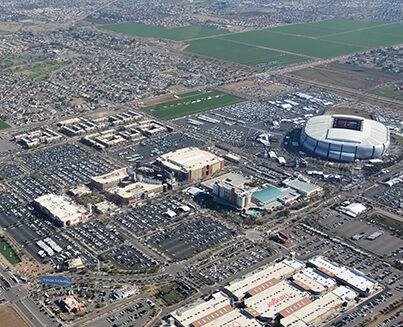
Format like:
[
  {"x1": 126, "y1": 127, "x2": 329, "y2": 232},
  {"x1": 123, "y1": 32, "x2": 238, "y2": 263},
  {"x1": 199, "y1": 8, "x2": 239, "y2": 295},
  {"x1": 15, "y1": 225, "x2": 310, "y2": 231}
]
[
  {"x1": 106, "y1": 244, "x2": 157, "y2": 271},
  {"x1": 112, "y1": 133, "x2": 204, "y2": 164},
  {"x1": 41, "y1": 156, "x2": 119, "y2": 189},
  {"x1": 146, "y1": 217, "x2": 235, "y2": 260},
  {"x1": 21, "y1": 143, "x2": 88, "y2": 171},
  {"x1": 0, "y1": 192, "x2": 22, "y2": 214},
  {"x1": 68, "y1": 221, "x2": 124, "y2": 254},
  {"x1": 7, "y1": 175, "x2": 56, "y2": 200},
  {"x1": 6, "y1": 217, "x2": 55, "y2": 244},
  {"x1": 0, "y1": 164, "x2": 25, "y2": 179},
  {"x1": 115, "y1": 195, "x2": 196, "y2": 236},
  {"x1": 196, "y1": 240, "x2": 273, "y2": 284}
]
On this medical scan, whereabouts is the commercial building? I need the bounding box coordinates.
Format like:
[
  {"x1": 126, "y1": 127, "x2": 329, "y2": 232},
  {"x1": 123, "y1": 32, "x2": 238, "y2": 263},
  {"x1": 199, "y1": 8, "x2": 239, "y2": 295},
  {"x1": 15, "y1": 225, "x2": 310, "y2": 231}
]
[
  {"x1": 251, "y1": 185, "x2": 300, "y2": 210},
  {"x1": 309, "y1": 256, "x2": 378, "y2": 296},
  {"x1": 280, "y1": 286, "x2": 358, "y2": 327},
  {"x1": 282, "y1": 177, "x2": 322, "y2": 197},
  {"x1": 111, "y1": 285, "x2": 137, "y2": 300},
  {"x1": 224, "y1": 259, "x2": 305, "y2": 301},
  {"x1": 291, "y1": 268, "x2": 337, "y2": 294},
  {"x1": 300, "y1": 114, "x2": 390, "y2": 161},
  {"x1": 110, "y1": 181, "x2": 164, "y2": 204},
  {"x1": 34, "y1": 194, "x2": 87, "y2": 227},
  {"x1": 156, "y1": 147, "x2": 224, "y2": 181},
  {"x1": 339, "y1": 203, "x2": 367, "y2": 218},
  {"x1": 212, "y1": 180, "x2": 254, "y2": 210},
  {"x1": 171, "y1": 292, "x2": 261, "y2": 327},
  {"x1": 201, "y1": 172, "x2": 252, "y2": 191},
  {"x1": 90, "y1": 168, "x2": 129, "y2": 191},
  {"x1": 60, "y1": 296, "x2": 86, "y2": 312}
]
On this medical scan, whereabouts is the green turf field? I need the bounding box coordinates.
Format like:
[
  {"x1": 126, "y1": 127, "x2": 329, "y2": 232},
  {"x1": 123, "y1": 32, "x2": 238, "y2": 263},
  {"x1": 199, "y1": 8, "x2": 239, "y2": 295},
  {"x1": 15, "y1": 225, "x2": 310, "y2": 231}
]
[
  {"x1": 221, "y1": 30, "x2": 367, "y2": 59},
  {"x1": 0, "y1": 237, "x2": 20, "y2": 265},
  {"x1": 369, "y1": 88, "x2": 403, "y2": 100},
  {"x1": 172, "y1": 25, "x2": 229, "y2": 36},
  {"x1": 177, "y1": 90, "x2": 202, "y2": 98},
  {"x1": 185, "y1": 38, "x2": 309, "y2": 66},
  {"x1": 99, "y1": 23, "x2": 196, "y2": 40},
  {"x1": 0, "y1": 120, "x2": 10, "y2": 129},
  {"x1": 321, "y1": 30, "x2": 403, "y2": 48},
  {"x1": 267, "y1": 18, "x2": 386, "y2": 37},
  {"x1": 140, "y1": 91, "x2": 244, "y2": 120}
]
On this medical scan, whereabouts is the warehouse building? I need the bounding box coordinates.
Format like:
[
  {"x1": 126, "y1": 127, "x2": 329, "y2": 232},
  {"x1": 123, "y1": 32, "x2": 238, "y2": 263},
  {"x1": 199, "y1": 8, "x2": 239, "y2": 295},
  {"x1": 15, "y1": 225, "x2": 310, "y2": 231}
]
[
  {"x1": 282, "y1": 177, "x2": 322, "y2": 197},
  {"x1": 34, "y1": 194, "x2": 87, "y2": 227},
  {"x1": 156, "y1": 147, "x2": 224, "y2": 181}
]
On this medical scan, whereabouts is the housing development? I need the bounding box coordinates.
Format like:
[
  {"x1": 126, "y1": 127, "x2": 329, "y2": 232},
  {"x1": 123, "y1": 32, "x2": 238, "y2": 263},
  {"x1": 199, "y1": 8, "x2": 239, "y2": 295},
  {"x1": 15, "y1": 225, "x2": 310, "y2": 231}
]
[{"x1": 0, "y1": 1, "x2": 401, "y2": 327}]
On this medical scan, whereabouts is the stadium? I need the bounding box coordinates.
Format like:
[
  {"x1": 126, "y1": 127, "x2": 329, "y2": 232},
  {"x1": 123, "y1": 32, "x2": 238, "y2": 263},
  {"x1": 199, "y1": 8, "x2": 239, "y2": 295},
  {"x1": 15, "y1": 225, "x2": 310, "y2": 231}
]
[{"x1": 299, "y1": 114, "x2": 389, "y2": 162}]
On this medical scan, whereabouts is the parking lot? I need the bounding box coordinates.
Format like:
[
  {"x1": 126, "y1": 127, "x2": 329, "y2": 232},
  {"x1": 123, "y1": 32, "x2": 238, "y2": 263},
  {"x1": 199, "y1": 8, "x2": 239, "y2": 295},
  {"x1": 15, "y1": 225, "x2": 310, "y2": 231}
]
[
  {"x1": 115, "y1": 195, "x2": 196, "y2": 236},
  {"x1": 7, "y1": 175, "x2": 56, "y2": 200},
  {"x1": 146, "y1": 217, "x2": 235, "y2": 260},
  {"x1": 106, "y1": 244, "x2": 157, "y2": 271},
  {"x1": 86, "y1": 300, "x2": 155, "y2": 327},
  {"x1": 68, "y1": 220, "x2": 124, "y2": 254},
  {"x1": 0, "y1": 164, "x2": 25, "y2": 180},
  {"x1": 112, "y1": 133, "x2": 204, "y2": 164},
  {"x1": 197, "y1": 240, "x2": 273, "y2": 284},
  {"x1": 319, "y1": 212, "x2": 401, "y2": 256},
  {"x1": 41, "y1": 155, "x2": 119, "y2": 189},
  {"x1": 372, "y1": 184, "x2": 403, "y2": 210}
]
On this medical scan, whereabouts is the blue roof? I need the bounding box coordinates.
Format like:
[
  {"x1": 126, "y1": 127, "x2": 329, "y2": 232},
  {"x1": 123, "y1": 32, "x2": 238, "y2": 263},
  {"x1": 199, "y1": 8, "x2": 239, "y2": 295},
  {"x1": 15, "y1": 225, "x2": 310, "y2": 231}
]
[{"x1": 252, "y1": 186, "x2": 283, "y2": 203}]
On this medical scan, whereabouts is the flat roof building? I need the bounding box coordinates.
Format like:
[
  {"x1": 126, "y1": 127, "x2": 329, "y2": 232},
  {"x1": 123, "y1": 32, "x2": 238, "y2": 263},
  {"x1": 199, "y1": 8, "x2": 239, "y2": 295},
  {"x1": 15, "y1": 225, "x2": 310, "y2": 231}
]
[
  {"x1": 282, "y1": 177, "x2": 322, "y2": 197},
  {"x1": 110, "y1": 182, "x2": 164, "y2": 204},
  {"x1": 34, "y1": 194, "x2": 87, "y2": 227},
  {"x1": 90, "y1": 168, "x2": 128, "y2": 190},
  {"x1": 171, "y1": 292, "x2": 261, "y2": 327},
  {"x1": 156, "y1": 147, "x2": 224, "y2": 181}
]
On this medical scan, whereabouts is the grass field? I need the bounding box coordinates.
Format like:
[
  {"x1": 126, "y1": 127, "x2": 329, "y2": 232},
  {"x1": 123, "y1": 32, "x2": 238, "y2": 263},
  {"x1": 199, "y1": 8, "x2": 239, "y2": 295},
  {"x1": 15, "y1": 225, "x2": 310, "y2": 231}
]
[
  {"x1": 185, "y1": 38, "x2": 309, "y2": 66},
  {"x1": 99, "y1": 23, "x2": 225, "y2": 40},
  {"x1": 0, "y1": 237, "x2": 20, "y2": 265},
  {"x1": 172, "y1": 25, "x2": 229, "y2": 36},
  {"x1": 177, "y1": 90, "x2": 202, "y2": 97},
  {"x1": 221, "y1": 30, "x2": 367, "y2": 59},
  {"x1": 267, "y1": 18, "x2": 386, "y2": 37},
  {"x1": 0, "y1": 120, "x2": 10, "y2": 129},
  {"x1": 0, "y1": 307, "x2": 28, "y2": 327},
  {"x1": 321, "y1": 30, "x2": 403, "y2": 48},
  {"x1": 140, "y1": 91, "x2": 244, "y2": 120},
  {"x1": 369, "y1": 88, "x2": 403, "y2": 100}
]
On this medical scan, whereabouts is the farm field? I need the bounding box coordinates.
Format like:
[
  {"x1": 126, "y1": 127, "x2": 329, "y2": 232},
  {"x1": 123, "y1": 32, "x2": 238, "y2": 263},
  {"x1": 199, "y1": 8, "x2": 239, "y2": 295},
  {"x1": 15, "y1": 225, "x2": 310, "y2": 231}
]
[
  {"x1": 267, "y1": 18, "x2": 386, "y2": 37},
  {"x1": 99, "y1": 23, "x2": 225, "y2": 40},
  {"x1": 321, "y1": 30, "x2": 403, "y2": 48},
  {"x1": 177, "y1": 90, "x2": 202, "y2": 98},
  {"x1": 290, "y1": 63, "x2": 403, "y2": 90},
  {"x1": 140, "y1": 91, "x2": 244, "y2": 120},
  {"x1": 221, "y1": 30, "x2": 367, "y2": 59},
  {"x1": 185, "y1": 38, "x2": 309, "y2": 66}
]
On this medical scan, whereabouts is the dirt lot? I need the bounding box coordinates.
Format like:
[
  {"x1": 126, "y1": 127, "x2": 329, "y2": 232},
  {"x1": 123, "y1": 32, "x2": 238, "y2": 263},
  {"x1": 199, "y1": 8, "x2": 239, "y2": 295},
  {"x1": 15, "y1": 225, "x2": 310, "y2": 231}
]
[
  {"x1": 0, "y1": 306, "x2": 28, "y2": 327},
  {"x1": 291, "y1": 62, "x2": 402, "y2": 90}
]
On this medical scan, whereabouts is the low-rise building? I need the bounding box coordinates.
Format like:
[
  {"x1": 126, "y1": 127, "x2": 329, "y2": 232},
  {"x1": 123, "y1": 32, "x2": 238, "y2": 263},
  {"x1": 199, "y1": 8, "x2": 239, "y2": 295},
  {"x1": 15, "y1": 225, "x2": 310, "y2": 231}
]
[
  {"x1": 34, "y1": 194, "x2": 87, "y2": 227},
  {"x1": 60, "y1": 296, "x2": 86, "y2": 312},
  {"x1": 90, "y1": 168, "x2": 129, "y2": 191},
  {"x1": 156, "y1": 147, "x2": 224, "y2": 181}
]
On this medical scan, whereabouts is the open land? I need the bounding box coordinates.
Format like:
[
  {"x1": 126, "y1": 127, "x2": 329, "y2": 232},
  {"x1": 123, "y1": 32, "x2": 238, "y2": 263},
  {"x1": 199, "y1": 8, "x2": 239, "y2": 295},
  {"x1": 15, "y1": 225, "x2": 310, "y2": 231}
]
[
  {"x1": 0, "y1": 307, "x2": 28, "y2": 327},
  {"x1": 0, "y1": 237, "x2": 20, "y2": 264}
]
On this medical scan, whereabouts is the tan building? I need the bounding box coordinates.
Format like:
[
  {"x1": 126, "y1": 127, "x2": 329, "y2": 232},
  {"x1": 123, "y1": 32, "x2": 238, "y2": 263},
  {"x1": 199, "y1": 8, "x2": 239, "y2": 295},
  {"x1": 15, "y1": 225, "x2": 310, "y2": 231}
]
[
  {"x1": 60, "y1": 296, "x2": 86, "y2": 312},
  {"x1": 110, "y1": 182, "x2": 164, "y2": 204},
  {"x1": 90, "y1": 168, "x2": 128, "y2": 190},
  {"x1": 156, "y1": 147, "x2": 224, "y2": 181}
]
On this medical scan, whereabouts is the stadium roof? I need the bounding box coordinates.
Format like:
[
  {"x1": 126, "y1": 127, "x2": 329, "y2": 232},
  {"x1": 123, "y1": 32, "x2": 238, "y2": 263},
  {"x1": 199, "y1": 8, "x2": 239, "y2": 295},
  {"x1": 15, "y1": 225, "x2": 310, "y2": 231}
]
[{"x1": 303, "y1": 115, "x2": 388, "y2": 147}]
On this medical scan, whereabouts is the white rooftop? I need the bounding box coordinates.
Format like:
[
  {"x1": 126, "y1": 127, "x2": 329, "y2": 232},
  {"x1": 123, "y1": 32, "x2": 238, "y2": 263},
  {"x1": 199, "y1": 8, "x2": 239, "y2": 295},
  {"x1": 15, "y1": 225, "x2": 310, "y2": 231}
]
[{"x1": 35, "y1": 194, "x2": 86, "y2": 223}]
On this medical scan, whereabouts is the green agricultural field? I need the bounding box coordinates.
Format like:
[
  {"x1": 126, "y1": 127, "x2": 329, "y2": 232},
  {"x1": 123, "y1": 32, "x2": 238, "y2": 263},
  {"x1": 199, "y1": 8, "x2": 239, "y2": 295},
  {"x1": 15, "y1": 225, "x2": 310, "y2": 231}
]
[
  {"x1": 221, "y1": 30, "x2": 366, "y2": 59},
  {"x1": 177, "y1": 90, "x2": 202, "y2": 98},
  {"x1": 0, "y1": 120, "x2": 10, "y2": 129},
  {"x1": 172, "y1": 25, "x2": 229, "y2": 36},
  {"x1": 140, "y1": 91, "x2": 244, "y2": 120},
  {"x1": 365, "y1": 23, "x2": 403, "y2": 36},
  {"x1": 369, "y1": 88, "x2": 403, "y2": 101},
  {"x1": 267, "y1": 18, "x2": 386, "y2": 37},
  {"x1": 321, "y1": 30, "x2": 403, "y2": 48},
  {"x1": 185, "y1": 38, "x2": 308, "y2": 66},
  {"x1": 99, "y1": 22, "x2": 196, "y2": 40},
  {"x1": 0, "y1": 237, "x2": 20, "y2": 265}
]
